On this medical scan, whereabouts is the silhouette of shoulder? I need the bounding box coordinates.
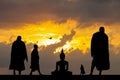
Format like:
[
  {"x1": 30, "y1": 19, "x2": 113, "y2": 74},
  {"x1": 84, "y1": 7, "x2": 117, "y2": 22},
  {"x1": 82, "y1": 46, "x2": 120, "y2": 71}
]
[{"x1": 57, "y1": 60, "x2": 68, "y2": 64}]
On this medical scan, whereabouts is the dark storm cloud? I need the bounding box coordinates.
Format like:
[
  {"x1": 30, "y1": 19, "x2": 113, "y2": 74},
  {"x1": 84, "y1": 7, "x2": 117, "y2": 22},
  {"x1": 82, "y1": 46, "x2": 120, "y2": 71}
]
[{"x1": 0, "y1": 0, "x2": 120, "y2": 28}]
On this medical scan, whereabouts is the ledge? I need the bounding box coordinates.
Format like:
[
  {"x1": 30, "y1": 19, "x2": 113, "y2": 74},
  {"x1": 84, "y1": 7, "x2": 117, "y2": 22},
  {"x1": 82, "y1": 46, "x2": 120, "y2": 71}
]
[{"x1": 0, "y1": 75, "x2": 120, "y2": 80}]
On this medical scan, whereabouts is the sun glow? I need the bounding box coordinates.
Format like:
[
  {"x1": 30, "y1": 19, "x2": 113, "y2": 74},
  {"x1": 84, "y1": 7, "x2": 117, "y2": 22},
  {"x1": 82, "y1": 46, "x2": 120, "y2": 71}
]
[
  {"x1": 38, "y1": 39, "x2": 61, "y2": 47},
  {"x1": 0, "y1": 19, "x2": 120, "y2": 54},
  {"x1": 54, "y1": 41, "x2": 72, "y2": 54},
  {"x1": 54, "y1": 36, "x2": 90, "y2": 54}
]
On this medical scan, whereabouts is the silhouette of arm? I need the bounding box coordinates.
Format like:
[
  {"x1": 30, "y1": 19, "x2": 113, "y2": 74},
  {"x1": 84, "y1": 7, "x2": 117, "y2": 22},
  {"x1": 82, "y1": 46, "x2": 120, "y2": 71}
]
[
  {"x1": 23, "y1": 42, "x2": 28, "y2": 62},
  {"x1": 56, "y1": 62, "x2": 59, "y2": 71},
  {"x1": 91, "y1": 33, "x2": 96, "y2": 57},
  {"x1": 66, "y1": 62, "x2": 68, "y2": 71},
  {"x1": 105, "y1": 34, "x2": 109, "y2": 56},
  {"x1": 91, "y1": 37, "x2": 94, "y2": 57}
]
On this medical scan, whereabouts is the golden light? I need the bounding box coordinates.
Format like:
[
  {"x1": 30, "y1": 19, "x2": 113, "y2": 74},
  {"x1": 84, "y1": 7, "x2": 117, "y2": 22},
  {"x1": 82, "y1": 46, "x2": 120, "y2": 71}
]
[
  {"x1": 54, "y1": 41, "x2": 72, "y2": 54},
  {"x1": 0, "y1": 19, "x2": 120, "y2": 54},
  {"x1": 37, "y1": 39, "x2": 61, "y2": 47}
]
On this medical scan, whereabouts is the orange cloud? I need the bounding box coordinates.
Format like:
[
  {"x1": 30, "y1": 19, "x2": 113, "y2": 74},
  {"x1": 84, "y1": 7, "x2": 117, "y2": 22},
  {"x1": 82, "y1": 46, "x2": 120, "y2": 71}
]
[{"x1": 0, "y1": 19, "x2": 120, "y2": 54}]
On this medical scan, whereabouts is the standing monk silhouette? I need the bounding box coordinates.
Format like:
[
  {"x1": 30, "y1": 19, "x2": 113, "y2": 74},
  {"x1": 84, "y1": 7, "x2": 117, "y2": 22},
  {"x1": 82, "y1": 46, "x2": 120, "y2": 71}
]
[
  {"x1": 90, "y1": 27, "x2": 110, "y2": 75},
  {"x1": 30, "y1": 44, "x2": 42, "y2": 75},
  {"x1": 9, "y1": 36, "x2": 28, "y2": 75}
]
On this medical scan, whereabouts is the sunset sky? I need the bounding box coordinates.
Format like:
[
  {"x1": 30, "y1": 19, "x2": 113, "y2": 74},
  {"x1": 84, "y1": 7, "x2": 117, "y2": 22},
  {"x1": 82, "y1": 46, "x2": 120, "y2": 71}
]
[{"x1": 0, "y1": 0, "x2": 120, "y2": 75}]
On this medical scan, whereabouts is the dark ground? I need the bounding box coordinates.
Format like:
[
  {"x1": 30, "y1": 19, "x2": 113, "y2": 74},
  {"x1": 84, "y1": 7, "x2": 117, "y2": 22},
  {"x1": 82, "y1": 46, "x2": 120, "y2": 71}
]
[{"x1": 0, "y1": 75, "x2": 119, "y2": 80}]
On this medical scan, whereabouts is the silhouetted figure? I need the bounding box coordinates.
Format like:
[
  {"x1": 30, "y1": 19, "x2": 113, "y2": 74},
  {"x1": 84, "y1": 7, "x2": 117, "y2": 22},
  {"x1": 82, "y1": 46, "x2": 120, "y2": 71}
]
[
  {"x1": 30, "y1": 44, "x2": 42, "y2": 75},
  {"x1": 80, "y1": 64, "x2": 85, "y2": 75},
  {"x1": 9, "y1": 36, "x2": 28, "y2": 75},
  {"x1": 90, "y1": 27, "x2": 110, "y2": 75},
  {"x1": 51, "y1": 49, "x2": 72, "y2": 75}
]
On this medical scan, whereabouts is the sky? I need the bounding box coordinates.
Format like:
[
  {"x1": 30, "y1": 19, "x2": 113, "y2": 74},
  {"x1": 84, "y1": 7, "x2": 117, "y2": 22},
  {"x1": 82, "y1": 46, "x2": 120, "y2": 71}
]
[{"x1": 0, "y1": 0, "x2": 120, "y2": 75}]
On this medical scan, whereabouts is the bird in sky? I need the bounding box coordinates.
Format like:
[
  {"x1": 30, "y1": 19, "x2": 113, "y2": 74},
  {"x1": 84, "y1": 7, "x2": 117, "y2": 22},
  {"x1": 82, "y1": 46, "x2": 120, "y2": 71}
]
[{"x1": 49, "y1": 37, "x2": 52, "y2": 39}]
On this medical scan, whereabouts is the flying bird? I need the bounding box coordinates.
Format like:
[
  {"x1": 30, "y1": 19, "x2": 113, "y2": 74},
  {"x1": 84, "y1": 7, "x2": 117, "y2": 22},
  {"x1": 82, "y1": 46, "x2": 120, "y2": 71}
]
[{"x1": 49, "y1": 37, "x2": 52, "y2": 39}]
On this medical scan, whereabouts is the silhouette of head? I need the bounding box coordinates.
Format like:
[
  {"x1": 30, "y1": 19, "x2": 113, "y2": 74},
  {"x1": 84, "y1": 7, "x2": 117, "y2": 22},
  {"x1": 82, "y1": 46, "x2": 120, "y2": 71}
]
[
  {"x1": 34, "y1": 44, "x2": 38, "y2": 49},
  {"x1": 99, "y1": 26, "x2": 105, "y2": 33},
  {"x1": 60, "y1": 49, "x2": 65, "y2": 60},
  {"x1": 17, "y1": 36, "x2": 21, "y2": 41}
]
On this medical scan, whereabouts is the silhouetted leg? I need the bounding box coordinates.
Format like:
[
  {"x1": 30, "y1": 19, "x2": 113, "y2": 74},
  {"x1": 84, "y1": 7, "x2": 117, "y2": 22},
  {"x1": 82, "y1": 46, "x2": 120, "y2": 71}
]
[
  {"x1": 13, "y1": 69, "x2": 16, "y2": 75},
  {"x1": 30, "y1": 70, "x2": 33, "y2": 75},
  {"x1": 90, "y1": 60, "x2": 95, "y2": 75},
  {"x1": 99, "y1": 70, "x2": 102, "y2": 75},
  {"x1": 38, "y1": 69, "x2": 41, "y2": 75},
  {"x1": 19, "y1": 70, "x2": 21, "y2": 75}
]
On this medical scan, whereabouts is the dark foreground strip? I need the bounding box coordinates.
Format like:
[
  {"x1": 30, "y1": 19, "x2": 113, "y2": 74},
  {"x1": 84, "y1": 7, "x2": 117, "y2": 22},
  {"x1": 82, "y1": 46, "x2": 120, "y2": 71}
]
[{"x1": 0, "y1": 75, "x2": 119, "y2": 80}]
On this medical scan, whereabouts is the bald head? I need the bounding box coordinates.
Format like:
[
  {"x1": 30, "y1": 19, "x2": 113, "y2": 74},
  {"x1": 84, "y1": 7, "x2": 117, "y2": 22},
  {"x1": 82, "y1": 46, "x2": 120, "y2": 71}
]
[
  {"x1": 99, "y1": 26, "x2": 105, "y2": 33},
  {"x1": 17, "y1": 36, "x2": 22, "y2": 41}
]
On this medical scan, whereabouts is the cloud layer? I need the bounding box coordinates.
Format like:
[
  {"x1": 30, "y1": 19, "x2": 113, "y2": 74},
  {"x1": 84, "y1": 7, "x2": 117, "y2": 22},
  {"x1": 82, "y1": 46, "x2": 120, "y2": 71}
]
[{"x1": 0, "y1": 0, "x2": 120, "y2": 28}]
